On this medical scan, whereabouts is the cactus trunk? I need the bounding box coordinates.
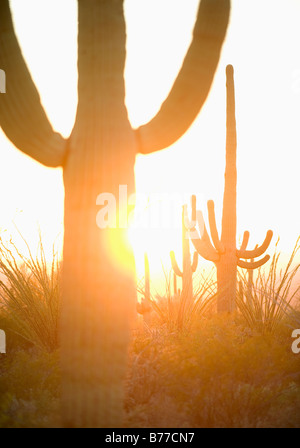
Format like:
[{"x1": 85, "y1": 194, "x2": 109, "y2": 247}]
[
  {"x1": 218, "y1": 65, "x2": 237, "y2": 313},
  {"x1": 181, "y1": 208, "x2": 194, "y2": 308},
  {"x1": 60, "y1": 1, "x2": 136, "y2": 427},
  {"x1": 170, "y1": 206, "x2": 198, "y2": 328}
]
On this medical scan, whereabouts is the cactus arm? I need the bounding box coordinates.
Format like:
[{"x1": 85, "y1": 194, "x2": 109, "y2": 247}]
[
  {"x1": 184, "y1": 204, "x2": 215, "y2": 255},
  {"x1": 189, "y1": 230, "x2": 220, "y2": 262},
  {"x1": 191, "y1": 195, "x2": 197, "y2": 224},
  {"x1": 196, "y1": 209, "x2": 218, "y2": 253},
  {"x1": 237, "y1": 230, "x2": 273, "y2": 259},
  {"x1": 191, "y1": 251, "x2": 198, "y2": 272},
  {"x1": 136, "y1": 0, "x2": 230, "y2": 154},
  {"x1": 173, "y1": 272, "x2": 178, "y2": 296},
  {"x1": 190, "y1": 195, "x2": 217, "y2": 254},
  {"x1": 237, "y1": 255, "x2": 270, "y2": 270},
  {"x1": 170, "y1": 251, "x2": 183, "y2": 277},
  {"x1": 188, "y1": 195, "x2": 219, "y2": 262},
  {"x1": 0, "y1": 0, "x2": 66, "y2": 167},
  {"x1": 207, "y1": 200, "x2": 225, "y2": 254},
  {"x1": 183, "y1": 204, "x2": 195, "y2": 231},
  {"x1": 187, "y1": 195, "x2": 200, "y2": 233},
  {"x1": 239, "y1": 231, "x2": 250, "y2": 251},
  {"x1": 144, "y1": 252, "x2": 150, "y2": 301}
]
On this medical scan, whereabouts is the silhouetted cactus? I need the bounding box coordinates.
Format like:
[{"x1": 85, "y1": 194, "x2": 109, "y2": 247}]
[
  {"x1": 173, "y1": 272, "x2": 180, "y2": 297},
  {"x1": 245, "y1": 251, "x2": 257, "y2": 299},
  {"x1": 0, "y1": 0, "x2": 230, "y2": 427},
  {"x1": 136, "y1": 252, "x2": 152, "y2": 324},
  {"x1": 170, "y1": 205, "x2": 198, "y2": 327},
  {"x1": 238, "y1": 252, "x2": 256, "y2": 304},
  {"x1": 189, "y1": 65, "x2": 272, "y2": 313}
]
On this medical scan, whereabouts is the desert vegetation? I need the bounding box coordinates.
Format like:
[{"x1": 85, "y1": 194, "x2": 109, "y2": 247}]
[
  {"x1": 0, "y1": 0, "x2": 300, "y2": 429},
  {"x1": 0, "y1": 56, "x2": 299, "y2": 429},
  {"x1": 0, "y1": 231, "x2": 299, "y2": 428}
]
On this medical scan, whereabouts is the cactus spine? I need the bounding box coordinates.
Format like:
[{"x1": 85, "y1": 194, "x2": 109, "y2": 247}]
[
  {"x1": 170, "y1": 205, "x2": 198, "y2": 327},
  {"x1": 189, "y1": 65, "x2": 273, "y2": 313}
]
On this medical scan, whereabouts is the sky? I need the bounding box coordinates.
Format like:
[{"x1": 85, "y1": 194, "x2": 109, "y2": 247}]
[{"x1": 1, "y1": 0, "x2": 300, "y2": 285}]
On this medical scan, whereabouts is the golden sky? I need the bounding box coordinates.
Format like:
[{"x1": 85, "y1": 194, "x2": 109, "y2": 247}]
[{"x1": 1, "y1": 0, "x2": 300, "y2": 283}]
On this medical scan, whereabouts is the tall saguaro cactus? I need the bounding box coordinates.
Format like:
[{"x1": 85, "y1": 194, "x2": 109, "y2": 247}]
[
  {"x1": 189, "y1": 65, "x2": 273, "y2": 313},
  {"x1": 0, "y1": 0, "x2": 230, "y2": 427},
  {"x1": 170, "y1": 205, "x2": 198, "y2": 327}
]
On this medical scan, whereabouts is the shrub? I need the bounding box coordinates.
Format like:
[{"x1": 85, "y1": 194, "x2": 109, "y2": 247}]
[
  {"x1": 0, "y1": 235, "x2": 61, "y2": 352},
  {"x1": 237, "y1": 237, "x2": 300, "y2": 334},
  {"x1": 0, "y1": 349, "x2": 60, "y2": 428},
  {"x1": 125, "y1": 313, "x2": 300, "y2": 428},
  {"x1": 137, "y1": 266, "x2": 218, "y2": 332}
]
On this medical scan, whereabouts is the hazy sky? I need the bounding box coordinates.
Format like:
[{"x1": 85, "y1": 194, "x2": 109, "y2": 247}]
[{"x1": 1, "y1": 0, "x2": 300, "y2": 278}]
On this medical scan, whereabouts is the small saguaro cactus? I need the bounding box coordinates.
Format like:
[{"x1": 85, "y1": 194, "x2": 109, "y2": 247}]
[
  {"x1": 170, "y1": 205, "x2": 198, "y2": 326},
  {"x1": 173, "y1": 272, "x2": 180, "y2": 297},
  {"x1": 136, "y1": 252, "x2": 152, "y2": 325},
  {"x1": 188, "y1": 65, "x2": 273, "y2": 313}
]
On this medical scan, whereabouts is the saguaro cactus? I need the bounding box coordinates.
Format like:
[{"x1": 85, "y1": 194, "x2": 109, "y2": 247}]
[
  {"x1": 136, "y1": 252, "x2": 152, "y2": 324},
  {"x1": 0, "y1": 0, "x2": 230, "y2": 427},
  {"x1": 170, "y1": 205, "x2": 198, "y2": 327},
  {"x1": 173, "y1": 272, "x2": 180, "y2": 297},
  {"x1": 189, "y1": 65, "x2": 273, "y2": 313}
]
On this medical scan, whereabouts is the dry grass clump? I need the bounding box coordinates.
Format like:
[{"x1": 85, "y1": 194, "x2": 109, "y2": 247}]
[
  {"x1": 237, "y1": 237, "x2": 300, "y2": 334},
  {"x1": 137, "y1": 266, "x2": 218, "y2": 332},
  {"x1": 0, "y1": 235, "x2": 60, "y2": 352}
]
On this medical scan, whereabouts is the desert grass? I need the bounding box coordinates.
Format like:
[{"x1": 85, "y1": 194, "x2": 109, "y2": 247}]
[
  {"x1": 0, "y1": 234, "x2": 60, "y2": 352},
  {"x1": 137, "y1": 265, "x2": 218, "y2": 332},
  {"x1": 0, "y1": 234, "x2": 299, "y2": 428},
  {"x1": 237, "y1": 237, "x2": 300, "y2": 334}
]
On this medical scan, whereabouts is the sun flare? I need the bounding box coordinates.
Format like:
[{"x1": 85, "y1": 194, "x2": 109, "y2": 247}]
[{"x1": 1, "y1": 0, "x2": 300, "y2": 285}]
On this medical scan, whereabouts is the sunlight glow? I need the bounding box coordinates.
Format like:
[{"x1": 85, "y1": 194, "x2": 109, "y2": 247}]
[{"x1": 1, "y1": 0, "x2": 300, "y2": 284}]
